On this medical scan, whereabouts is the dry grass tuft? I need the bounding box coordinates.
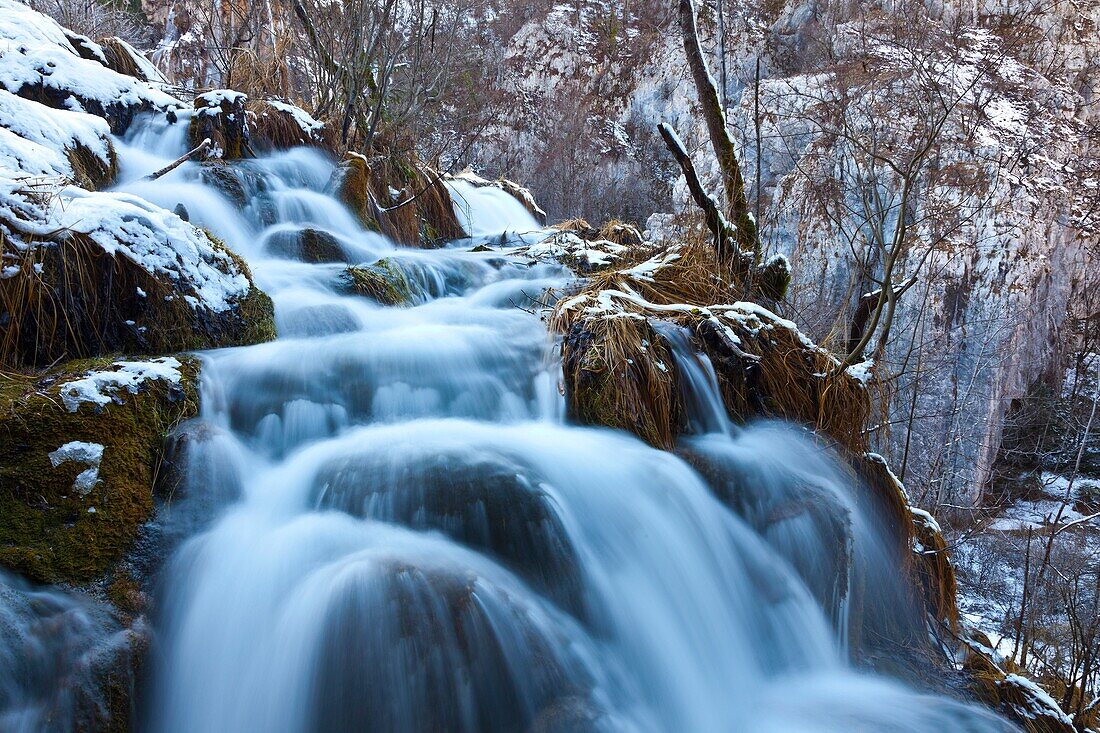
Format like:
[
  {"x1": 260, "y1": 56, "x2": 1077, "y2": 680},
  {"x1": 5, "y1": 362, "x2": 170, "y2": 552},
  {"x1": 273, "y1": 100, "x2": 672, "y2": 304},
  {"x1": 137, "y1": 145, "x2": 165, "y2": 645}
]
[
  {"x1": 596, "y1": 220, "x2": 643, "y2": 248},
  {"x1": 551, "y1": 233, "x2": 870, "y2": 453},
  {"x1": 1, "y1": 229, "x2": 189, "y2": 369},
  {"x1": 554, "y1": 218, "x2": 597, "y2": 238},
  {"x1": 1, "y1": 227, "x2": 273, "y2": 369},
  {"x1": 247, "y1": 100, "x2": 337, "y2": 154},
  {"x1": 559, "y1": 312, "x2": 681, "y2": 448},
  {"x1": 97, "y1": 37, "x2": 150, "y2": 81}
]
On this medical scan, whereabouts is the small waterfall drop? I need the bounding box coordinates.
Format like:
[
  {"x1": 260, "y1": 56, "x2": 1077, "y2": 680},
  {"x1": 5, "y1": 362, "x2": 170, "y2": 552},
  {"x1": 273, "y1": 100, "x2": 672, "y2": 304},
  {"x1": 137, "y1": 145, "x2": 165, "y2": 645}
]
[
  {"x1": 81, "y1": 112, "x2": 1019, "y2": 732},
  {"x1": 446, "y1": 178, "x2": 542, "y2": 241}
]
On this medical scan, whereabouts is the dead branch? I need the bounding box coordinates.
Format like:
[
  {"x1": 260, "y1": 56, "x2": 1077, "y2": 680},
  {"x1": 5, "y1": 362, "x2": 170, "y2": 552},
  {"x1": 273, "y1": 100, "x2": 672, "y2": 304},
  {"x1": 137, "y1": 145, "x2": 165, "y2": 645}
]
[
  {"x1": 658, "y1": 122, "x2": 741, "y2": 268},
  {"x1": 143, "y1": 138, "x2": 212, "y2": 181},
  {"x1": 678, "y1": 0, "x2": 757, "y2": 259}
]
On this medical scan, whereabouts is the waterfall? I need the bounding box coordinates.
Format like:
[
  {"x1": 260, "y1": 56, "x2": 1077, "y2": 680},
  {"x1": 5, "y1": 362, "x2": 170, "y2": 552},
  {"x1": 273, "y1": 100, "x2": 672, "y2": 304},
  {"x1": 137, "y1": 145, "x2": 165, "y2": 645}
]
[{"x1": 25, "y1": 111, "x2": 1014, "y2": 732}]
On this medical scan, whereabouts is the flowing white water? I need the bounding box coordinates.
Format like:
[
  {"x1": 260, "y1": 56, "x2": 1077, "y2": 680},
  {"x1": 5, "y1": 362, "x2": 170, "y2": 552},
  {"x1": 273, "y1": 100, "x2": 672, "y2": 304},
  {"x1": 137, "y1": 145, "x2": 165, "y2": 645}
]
[{"x1": 93, "y1": 113, "x2": 1021, "y2": 732}]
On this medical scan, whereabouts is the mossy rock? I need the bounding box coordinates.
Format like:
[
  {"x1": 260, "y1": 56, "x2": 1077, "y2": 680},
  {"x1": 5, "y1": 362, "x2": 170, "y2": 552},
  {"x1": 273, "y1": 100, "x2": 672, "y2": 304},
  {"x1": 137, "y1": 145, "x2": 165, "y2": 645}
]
[
  {"x1": 752, "y1": 255, "x2": 792, "y2": 302},
  {"x1": 328, "y1": 153, "x2": 377, "y2": 230},
  {"x1": 189, "y1": 91, "x2": 251, "y2": 159},
  {"x1": 1, "y1": 228, "x2": 275, "y2": 369},
  {"x1": 0, "y1": 355, "x2": 200, "y2": 584},
  {"x1": 264, "y1": 227, "x2": 346, "y2": 263},
  {"x1": 340, "y1": 259, "x2": 411, "y2": 305},
  {"x1": 327, "y1": 152, "x2": 465, "y2": 247}
]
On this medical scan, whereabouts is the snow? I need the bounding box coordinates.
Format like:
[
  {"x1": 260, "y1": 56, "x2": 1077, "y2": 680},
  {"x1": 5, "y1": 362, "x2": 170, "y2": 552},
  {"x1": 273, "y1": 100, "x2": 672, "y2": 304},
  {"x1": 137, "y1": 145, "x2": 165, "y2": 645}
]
[
  {"x1": 0, "y1": 32, "x2": 176, "y2": 115},
  {"x1": 195, "y1": 89, "x2": 247, "y2": 113},
  {"x1": 910, "y1": 506, "x2": 943, "y2": 535},
  {"x1": 58, "y1": 357, "x2": 183, "y2": 412},
  {"x1": 987, "y1": 499, "x2": 1087, "y2": 532},
  {"x1": 1002, "y1": 674, "x2": 1075, "y2": 726},
  {"x1": 0, "y1": 89, "x2": 111, "y2": 162},
  {"x1": 48, "y1": 440, "x2": 104, "y2": 495},
  {"x1": 621, "y1": 247, "x2": 681, "y2": 281},
  {"x1": 0, "y1": 124, "x2": 72, "y2": 179},
  {"x1": 0, "y1": 0, "x2": 82, "y2": 51},
  {"x1": 845, "y1": 359, "x2": 874, "y2": 385},
  {"x1": 0, "y1": 179, "x2": 251, "y2": 312},
  {"x1": 268, "y1": 100, "x2": 324, "y2": 134},
  {"x1": 523, "y1": 230, "x2": 629, "y2": 269}
]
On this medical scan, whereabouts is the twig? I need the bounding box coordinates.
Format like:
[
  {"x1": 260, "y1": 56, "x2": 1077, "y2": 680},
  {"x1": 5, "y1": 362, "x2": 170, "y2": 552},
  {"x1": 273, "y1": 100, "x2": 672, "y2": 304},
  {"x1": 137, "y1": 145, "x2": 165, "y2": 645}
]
[{"x1": 143, "y1": 138, "x2": 212, "y2": 181}]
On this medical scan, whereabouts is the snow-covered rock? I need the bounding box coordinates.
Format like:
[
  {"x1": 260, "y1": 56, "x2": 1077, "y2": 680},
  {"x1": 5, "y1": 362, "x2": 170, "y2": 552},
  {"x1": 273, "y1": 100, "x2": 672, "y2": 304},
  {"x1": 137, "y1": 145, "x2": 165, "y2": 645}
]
[
  {"x1": 0, "y1": 0, "x2": 177, "y2": 132},
  {"x1": 0, "y1": 89, "x2": 115, "y2": 187}
]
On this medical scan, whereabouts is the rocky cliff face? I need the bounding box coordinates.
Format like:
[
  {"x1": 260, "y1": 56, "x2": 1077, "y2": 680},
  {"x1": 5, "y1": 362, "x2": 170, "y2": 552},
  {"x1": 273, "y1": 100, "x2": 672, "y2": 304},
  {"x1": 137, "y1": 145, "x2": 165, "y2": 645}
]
[{"x1": 459, "y1": 0, "x2": 1100, "y2": 508}]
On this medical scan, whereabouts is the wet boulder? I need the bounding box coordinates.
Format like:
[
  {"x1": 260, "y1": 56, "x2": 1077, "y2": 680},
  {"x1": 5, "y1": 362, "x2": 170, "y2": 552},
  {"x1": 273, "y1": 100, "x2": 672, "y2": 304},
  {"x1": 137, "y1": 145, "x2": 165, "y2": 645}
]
[
  {"x1": 263, "y1": 227, "x2": 346, "y2": 263},
  {"x1": 0, "y1": 569, "x2": 144, "y2": 733},
  {"x1": 313, "y1": 450, "x2": 588, "y2": 618},
  {"x1": 0, "y1": 356, "x2": 199, "y2": 584},
  {"x1": 303, "y1": 556, "x2": 599, "y2": 733}
]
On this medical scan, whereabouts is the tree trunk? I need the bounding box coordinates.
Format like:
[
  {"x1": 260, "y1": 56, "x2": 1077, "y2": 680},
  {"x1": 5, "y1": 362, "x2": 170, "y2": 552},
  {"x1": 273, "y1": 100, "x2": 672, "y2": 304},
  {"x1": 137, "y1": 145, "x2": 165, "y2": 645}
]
[
  {"x1": 658, "y1": 122, "x2": 740, "y2": 268},
  {"x1": 678, "y1": 0, "x2": 757, "y2": 259}
]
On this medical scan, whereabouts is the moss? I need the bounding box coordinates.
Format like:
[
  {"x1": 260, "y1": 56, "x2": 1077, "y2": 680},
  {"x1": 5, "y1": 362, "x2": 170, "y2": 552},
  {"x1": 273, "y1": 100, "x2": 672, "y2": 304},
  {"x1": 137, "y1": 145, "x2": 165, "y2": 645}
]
[
  {"x1": 342, "y1": 259, "x2": 411, "y2": 306},
  {"x1": 189, "y1": 94, "x2": 250, "y2": 159},
  {"x1": 0, "y1": 355, "x2": 200, "y2": 584},
  {"x1": 752, "y1": 255, "x2": 792, "y2": 302},
  {"x1": 201, "y1": 233, "x2": 277, "y2": 346}
]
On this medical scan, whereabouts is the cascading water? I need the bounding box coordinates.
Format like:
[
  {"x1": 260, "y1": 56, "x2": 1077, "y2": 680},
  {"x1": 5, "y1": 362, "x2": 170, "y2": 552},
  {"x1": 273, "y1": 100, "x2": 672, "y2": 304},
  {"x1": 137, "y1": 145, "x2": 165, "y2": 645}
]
[{"x1": 91, "y1": 113, "x2": 1019, "y2": 732}]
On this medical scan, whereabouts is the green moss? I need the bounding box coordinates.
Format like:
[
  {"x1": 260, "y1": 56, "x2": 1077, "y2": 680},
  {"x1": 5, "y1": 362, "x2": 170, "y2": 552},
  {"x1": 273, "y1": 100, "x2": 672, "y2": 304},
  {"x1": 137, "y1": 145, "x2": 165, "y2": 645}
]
[
  {"x1": 0, "y1": 356, "x2": 200, "y2": 584},
  {"x1": 204, "y1": 233, "x2": 277, "y2": 345},
  {"x1": 342, "y1": 259, "x2": 411, "y2": 306}
]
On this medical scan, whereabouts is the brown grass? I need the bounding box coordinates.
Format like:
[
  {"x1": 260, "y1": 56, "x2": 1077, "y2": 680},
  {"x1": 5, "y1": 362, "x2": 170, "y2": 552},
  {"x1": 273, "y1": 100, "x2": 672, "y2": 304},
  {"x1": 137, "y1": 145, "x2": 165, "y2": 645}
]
[
  {"x1": 596, "y1": 220, "x2": 643, "y2": 247},
  {"x1": 247, "y1": 100, "x2": 338, "y2": 154},
  {"x1": 0, "y1": 230, "x2": 189, "y2": 369},
  {"x1": 97, "y1": 37, "x2": 149, "y2": 81},
  {"x1": 332, "y1": 152, "x2": 465, "y2": 247},
  {"x1": 559, "y1": 313, "x2": 681, "y2": 448},
  {"x1": 1, "y1": 227, "x2": 274, "y2": 369},
  {"x1": 554, "y1": 218, "x2": 596, "y2": 238},
  {"x1": 552, "y1": 235, "x2": 869, "y2": 452}
]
